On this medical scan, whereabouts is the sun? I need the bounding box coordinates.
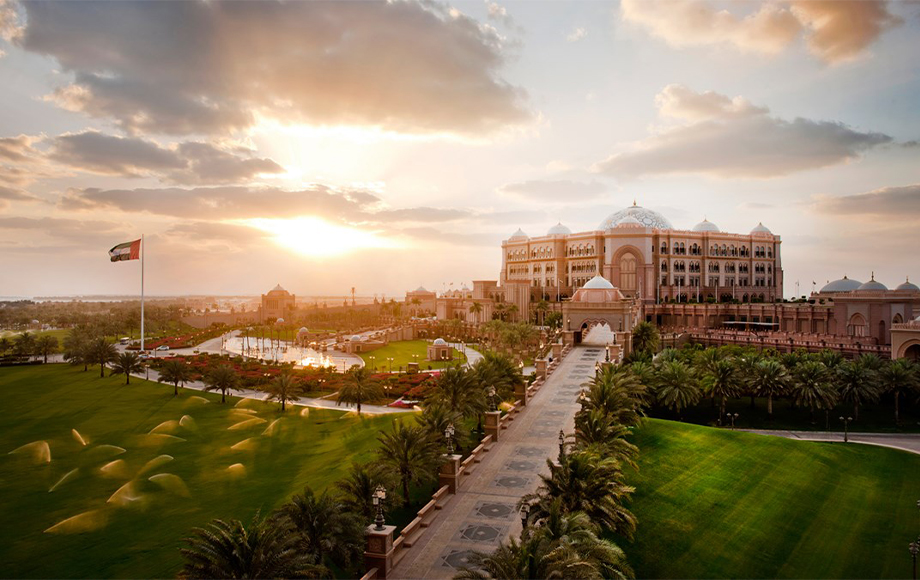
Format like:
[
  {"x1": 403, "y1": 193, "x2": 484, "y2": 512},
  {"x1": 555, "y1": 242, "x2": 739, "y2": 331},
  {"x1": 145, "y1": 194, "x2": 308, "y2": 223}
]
[{"x1": 243, "y1": 217, "x2": 400, "y2": 257}]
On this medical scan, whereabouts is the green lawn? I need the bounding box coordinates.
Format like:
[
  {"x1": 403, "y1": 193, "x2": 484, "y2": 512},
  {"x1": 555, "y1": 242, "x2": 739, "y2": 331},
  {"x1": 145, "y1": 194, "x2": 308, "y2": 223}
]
[
  {"x1": 359, "y1": 339, "x2": 465, "y2": 372},
  {"x1": 1, "y1": 328, "x2": 70, "y2": 344},
  {"x1": 624, "y1": 419, "x2": 920, "y2": 579},
  {"x1": 0, "y1": 365, "x2": 402, "y2": 578}
]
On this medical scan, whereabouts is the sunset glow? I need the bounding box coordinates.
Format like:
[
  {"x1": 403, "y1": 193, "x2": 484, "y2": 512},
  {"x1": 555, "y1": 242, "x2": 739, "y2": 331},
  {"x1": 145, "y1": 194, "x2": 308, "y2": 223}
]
[{"x1": 243, "y1": 217, "x2": 400, "y2": 257}]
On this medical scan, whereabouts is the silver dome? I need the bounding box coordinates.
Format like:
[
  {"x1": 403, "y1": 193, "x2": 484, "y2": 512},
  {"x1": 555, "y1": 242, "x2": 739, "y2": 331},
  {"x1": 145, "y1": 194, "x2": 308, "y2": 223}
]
[
  {"x1": 509, "y1": 228, "x2": 528, "y2": 240},
  {"x1": 547, "y1": 222, "x2": 572, "y2": 235},
  {"x1": 598, "y1": 202, "x2": 673, "y2": 230},
  {"x1": 583, "y1": 275, "x2": 615, "y2": 289},
  {"x1": 751, "y1": 222, "x2": 772, "y2": 235},
  {"x1": 858, "y1": 274, "x2": 887, "y2": 291},
  {"x1": 820, "y1": 276, "x2": 863, "y2": 293},
  {"x1": 692, "y1": 219, "x2": 720, "y2": 232},
  {"x1": 896, "y1": 278, "x2": 919, "y2": 292}
]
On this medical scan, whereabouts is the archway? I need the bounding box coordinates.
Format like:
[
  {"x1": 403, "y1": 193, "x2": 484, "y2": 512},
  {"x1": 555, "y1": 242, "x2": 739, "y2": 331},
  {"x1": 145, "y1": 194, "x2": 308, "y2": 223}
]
[
  {"x1": 619, "y1": 254, "x2": 637, "y2": 293},
  {"x1": 905, "y1": 344, "x2": 920, "y2": 361},
  {"x1": 580, "y1": 320, "x2": 615, "y2": 345},
  {"x1": 847, "y1": 313, "x2": 867, "y2": 337},
  {"x1": 878, "y1": 320, "x2": 886, "y2": 343}
]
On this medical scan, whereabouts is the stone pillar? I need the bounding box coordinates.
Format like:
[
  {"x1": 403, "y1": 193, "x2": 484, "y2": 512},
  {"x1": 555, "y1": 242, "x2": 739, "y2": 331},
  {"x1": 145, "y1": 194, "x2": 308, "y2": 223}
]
[
  {"x1": 608, "y1": 344, "x2": 621, "y2": 363},
  {"x1": 439, "y1": 454, "x2": 462, "y2": 493},
  {"x1": 552, "y1": 343, "x2": 563, "y2": 359},
  {"x1": 484, "y1": 411, "x2": 501, "y2": 442},
  {"x1": 364, "y1": 524, "x2": 396, "y2": 580},
  {"x1": 514, "y1": 381, "x2": 527, "y2": 406},
  {"x1": 535, "y1": 359, "x2": 547, "y2": 380}
]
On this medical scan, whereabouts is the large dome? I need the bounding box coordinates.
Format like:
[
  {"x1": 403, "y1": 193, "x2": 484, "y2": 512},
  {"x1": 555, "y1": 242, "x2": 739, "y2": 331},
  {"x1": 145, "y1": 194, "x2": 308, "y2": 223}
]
[
  {"x1": 692, "y1": 219, "x2": 720, "y2": 232},
  {"x1": 820, "y1": 276, "x2": 862, "y2": 293},
  {"x1": 896, "y1": 278, "x2": 919, "y2": 292},
  {"x1": 583, "y1": 275, "x2": 615, "y2": 289},
  {"x1": 547, "y1": 222, "x2": 572, "y2": 235},
  {"x1": 858, "y1": 274, "x2": 887, "y2": 291},
  {"x1": 751, "y1": 222, "x2": 773, "y2": 235},
  {"x1": 598, "y1": 202, "x2": 673, "y2": 230},
  {"x1": 509, "y1": 228, "x2": 528, "y2": 240}
]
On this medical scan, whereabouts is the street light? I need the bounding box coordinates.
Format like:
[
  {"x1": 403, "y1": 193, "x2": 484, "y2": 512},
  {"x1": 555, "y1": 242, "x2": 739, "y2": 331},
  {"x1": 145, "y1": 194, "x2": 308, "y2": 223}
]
[
  {"x1": 727, "y1": 413, "x2": 739, "y2": 430},
  {"x1": 910, "y1": 540, "x2": 919, "y2": 580},
  {"x1": 488, "y1": 386, "x2": 497, "y2": 412},
  {"x1": 369, "y1": 355, "x2": 375, "y2": 371},
  {"x1": 387, "y1": 357, "x2": 394, "y2": 373},
  {"x1": 558, "y1": 430, "x2": 565, "y2": 460},
  {"x1": 519, "y1": 502, "x2": 530, "y2": 534},
  {"x1": 840, "y1": 416, "x2": 853, "y2": 443},
  {"x1": 445, "y1": 423, "x2": 456, "y2": 455},
  {"x1": 373, "y1": 485, "x2": 387, "y2": 530}
]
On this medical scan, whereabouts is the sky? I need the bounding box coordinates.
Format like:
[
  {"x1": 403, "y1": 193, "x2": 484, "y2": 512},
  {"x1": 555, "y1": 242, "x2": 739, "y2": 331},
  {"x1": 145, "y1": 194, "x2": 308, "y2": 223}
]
[{"x1": 0, "y1": 0, "x2": 918, "y2": 299}]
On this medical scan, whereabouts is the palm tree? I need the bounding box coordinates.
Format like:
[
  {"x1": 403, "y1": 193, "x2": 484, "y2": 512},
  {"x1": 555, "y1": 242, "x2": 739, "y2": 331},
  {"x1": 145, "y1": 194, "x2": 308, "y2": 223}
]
[
  {"x1": 35, "y1": 335, "x2": 59, "y2": 363},
  {"x1": 376, "y1": 421, "x2": 441, "y2": 508},
  {"x1": 160, "y1": 359, "x2": 195, "y2": 396},
  {"x1": 88, "y1": 337, "x2": 118, "y2": 378},
  {"x1": 111, "y1": 351, "x2": 143, "y2": 385},
  {"x1": 0, "y1": 336, "x2": 10, "y2": 356},
  {"x1": 469, "y1": 301, "x2": 484, "y2": 323},
  {"x1": 275, "y1": 486, "x2": 364, "y2": 572},
  {"x1": 878, "y1": 359, "x2": 917, "y2": 425},
  {"x1": 573, "y1": 409, "x2": 638, "y2": 469},
  {"x1": 581, "y1": 365, "x2": 647, "y2": 427},
  {"x1": 817, "y1": 349, "x2": 844, "y2": 371},
  {"x1": 701, "y1": 358, "x2": 743, "y2": 420},
  {"x1": 521, "y1": 450, "x2": 636, "y2": 538},
  {"x1": 266, "y1": 371, "x2": 301, "y2": 412},
  {"x1": 204, "y1": 364, "x2": 241, "y2": 403},
  {"x1": 431, "y1": 366, "x2": 482, "y2": 420},
  {"x1": 655, "y1": 360, "x2": 701, "y2": 420},
  {"x1": 335, "y1": 462, "x2": 396, "y2": 523},
  {"x1": 179, "y1": 514, "x2": 325, "y2": 579},
  {"x1": 792, "y1": 360, "x2": 837, "y2": 424},
  {"x1": 336, "y1": 365, "x2": 382, "y2": 415},
  {"x1": 753, "y1": 359, "x2": 789, "y2": 419},
  {"x1": 417, "y1": 402, "x2": 467, "y2": 453},
  {"x1": 533, "y1": 299, "x2": 549, "y2": 326},
  {"x1": 13, "y1": 332, "x2": 36, "y2": 360},
  {"x1": 63, "y1": 328, "x2": 91, "y2": 371},
  {"x1": 837, "y1": 360, "x2": 879, "y2": 421},
  {"x1": 631, "y1": 321, "x2": 660, "y2": 356}
]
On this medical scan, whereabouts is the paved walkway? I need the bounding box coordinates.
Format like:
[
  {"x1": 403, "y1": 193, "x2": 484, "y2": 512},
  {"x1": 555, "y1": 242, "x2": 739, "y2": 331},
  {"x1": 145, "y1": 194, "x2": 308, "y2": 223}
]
[
  {"x1": 392, "y1": 345, "x2": 606, "y2": 579},
  {"x1": 741, "y1": 429, "x2": 920, "y2": 455}
]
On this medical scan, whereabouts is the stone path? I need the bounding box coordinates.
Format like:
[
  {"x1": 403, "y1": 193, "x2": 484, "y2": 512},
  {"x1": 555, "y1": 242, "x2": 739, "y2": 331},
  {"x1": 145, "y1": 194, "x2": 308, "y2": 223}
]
[
  {"x1": 391, "y1": 345, "x2": 604, "y2": 579},
  {"x1": 741, "y1": 429, "x2": 920, "y2": 456}
]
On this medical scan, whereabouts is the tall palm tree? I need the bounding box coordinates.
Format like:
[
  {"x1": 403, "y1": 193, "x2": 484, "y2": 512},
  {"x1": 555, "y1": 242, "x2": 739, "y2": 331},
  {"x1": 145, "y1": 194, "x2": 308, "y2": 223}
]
[
  {"x1": 701, "y1": 358, "x2": 743, "y2": 420},
  {"x1": 631, "y1": 321, "x2": 660, "y2": 356},
  {"x1": 581, "y1": 365, "x2": 647, "y2": 427},
  {"x1": 376, "y1": 421, "x2": 441, "y2": 508},
  {"x1": 792, "y1": 360, "x2": 837, "y2": 424},
  {"x1": 111, "y1": 352, "x2": 143, "y2": 385},
  {"x1": 533, "y1": 299, "x2": 549, "y2": 326},
  {"x1": 753, "y1": 359, "x2": 789, "y2": 419},
  {"x1": 522, "y1": 450, "x2": 636, "y2": 538},
  {"x1": 179, "y1": 514, "x2": 325, "y2": 579},
  {"x1": 469, "y1": 301, "x2": 484, "y2": 323},
  {"x1": 274, "y1": 486, "x2": 364, "y2": 572},
  {"x1": 160, "y1": 359, "x2": 194, "y2": 396},
  {"x1": 417, "y1": 402, "x2": 467, "y2": 453},
  {"x1": 878, "y1": 359, "x2": 917, "y2": 425},
  {"x1": 266, "y1": 370, "x2": 301, "y2": 412},
  {"x1": 654, "y1": 360, "x2": 701, "y2": 420},
  {"x1": 63, "y1": 328, "x2": 91, "y2": 371},
  {"x1": 837, "y1": 360, "x2": 879, "y2": 421},
  {"x1": 14, "y1": 332, "x2": 36, "y2": 360},
  {"x1": 336, "y1": 365, "x2": 382, "y2": 415},
  {"x1": 817, "y1": 349, "x2": 844, "y2": 371},
  {"x1": 335, "y1": 462, "x2": 396, "y2": 523},
  {"x1": 695, "y1": 348, "x2": 723, "y2": 377},
  {"x1": 0, "y1": 336, "x2": 10, "y2": 356},
  {"x1": 431, "y1": 366, "x2": 482, "y2": 420},
  {"x1": 573, "y1": 409, "x2": 639, "y2": 469},
  {"x1": 88, "y1": 337, "x2": 118, "y2": 378},
  {"x1": 204, "y1": 365, "x2": 241, "y2": 403},
  {"x1": 35, "y1": 335, "x2": 59, "y2": 363}
]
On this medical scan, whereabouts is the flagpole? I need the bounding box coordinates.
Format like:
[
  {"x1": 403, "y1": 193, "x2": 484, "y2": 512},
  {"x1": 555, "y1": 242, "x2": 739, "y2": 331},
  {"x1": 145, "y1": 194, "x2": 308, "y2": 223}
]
[{"x1": 141, "y1": 234, "x2": 145, "y2": 353}]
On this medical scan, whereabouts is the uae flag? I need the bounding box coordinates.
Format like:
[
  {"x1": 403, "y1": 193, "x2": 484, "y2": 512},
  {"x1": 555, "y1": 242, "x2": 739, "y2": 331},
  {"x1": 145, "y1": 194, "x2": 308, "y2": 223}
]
[{"x1": 109, "y1": 239, "x2": 141, "y2": 262}]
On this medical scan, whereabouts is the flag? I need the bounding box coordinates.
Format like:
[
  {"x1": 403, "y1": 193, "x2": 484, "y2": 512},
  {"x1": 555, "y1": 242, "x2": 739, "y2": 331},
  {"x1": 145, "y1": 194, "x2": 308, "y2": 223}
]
[{"x1": 109, "y1": 239, "x2": 141, "y2": 262}]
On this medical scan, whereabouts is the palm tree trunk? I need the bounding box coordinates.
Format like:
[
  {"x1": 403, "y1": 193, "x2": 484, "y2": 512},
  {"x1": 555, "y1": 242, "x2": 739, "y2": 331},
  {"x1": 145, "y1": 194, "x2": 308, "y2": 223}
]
[
  {"x1": 282, "y1": 398, "x2": 286, "y2": 412},
  {"x1": 750, "y1": 394, "x2": 755, "y2": 409},
  {"x1": 894, "y1": 392, "x2": 900, "y2": 426},
  {"x1": 126, "y1": 373, "x2": 130, "y2": 385},
  {"x1": 174, "y1": 382, "x2": 178, "y2": 396},
  {"x1": 222, "y1": 390, "x2": 226, "y2": 403},
  {"x1": 100, "y1": 362, "x2": 105, "y2": 378},
  {"x1": 854, "y1": 401, "x2": 859, "y2": 421},
  {"x1": 402, "y1": 475, "x2": 411, "y2": 509},
  {"x1": 809, "y1": 404, "x2": 815, "y2": 424},
  {"x1": 720, "y1": 396, "x2": 726, "y2": 421},
  {"x1": 767, "y1": 394, "x2": 773, "y2": 418}
]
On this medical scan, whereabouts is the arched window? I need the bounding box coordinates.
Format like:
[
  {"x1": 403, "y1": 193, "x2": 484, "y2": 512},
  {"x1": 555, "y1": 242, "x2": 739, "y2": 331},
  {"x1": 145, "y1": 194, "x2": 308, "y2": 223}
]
[
  {"x1": 847, "y1": 313, "x2": 867, "y2": 337},
  {"x1": 619, "y1": 254, "x2": 638, "y2": 292}
]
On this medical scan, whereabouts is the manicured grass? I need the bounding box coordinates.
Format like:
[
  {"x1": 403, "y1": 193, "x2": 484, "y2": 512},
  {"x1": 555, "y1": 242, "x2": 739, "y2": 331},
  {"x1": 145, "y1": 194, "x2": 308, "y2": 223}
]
[
  {"x1": 649, "y1": 395, "x2": 920, "y2": 433},
  {"x1": 0, "y1": 365, "x2": 405, "y2": 578},
  {"x1": 1, "y1": 328, "x2": 70, "y2": 344},
  {"x1": 359, "y1": 339, "x2": 465, "y2": 372},
  {"x1": 624, "y1": 419, "x2": 920, "y2": 579}
]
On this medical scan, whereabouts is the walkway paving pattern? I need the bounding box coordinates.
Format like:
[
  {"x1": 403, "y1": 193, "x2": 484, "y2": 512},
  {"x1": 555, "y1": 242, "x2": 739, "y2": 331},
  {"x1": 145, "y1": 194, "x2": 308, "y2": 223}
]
[{"x1": 392, "y1": 345, "x2": 605, "y2": 579}]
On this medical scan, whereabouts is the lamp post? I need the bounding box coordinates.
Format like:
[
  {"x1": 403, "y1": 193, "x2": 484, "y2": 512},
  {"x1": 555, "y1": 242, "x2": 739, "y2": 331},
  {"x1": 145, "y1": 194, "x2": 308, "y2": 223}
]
[
  {"x1": 605, "y1": 344, "x2": 610, "y2": 362},
  {"x1": 558, "y1": 430, "x2": 565, "y2": 461},
  {"x1": 445, "y1": 423, "x2": 456, "y2": 455},
  {"x1": 488, "y1": 386, "x2": 497, "y2": 412},
  {"x1": 840, "y1": 416, "x2": 853, "y2": 443},
  {"x1": 910, "y1": 540, "x2": 918, "y2": 580},
  {"x1": 373, "y1": 485, "x2": 387, "y2": 530},
  {"x1": 520, "y1": 502, "x2": 530, "y2": 535},
  {"x1": 369, "y1": 355, "x2": 375, "y2": 371},
  {"x1": 727, "y1": 413, "x2": 739, "y2": 430},
  {"x1": 387, "y1": 357, "x2": 394, "y2": 373}
]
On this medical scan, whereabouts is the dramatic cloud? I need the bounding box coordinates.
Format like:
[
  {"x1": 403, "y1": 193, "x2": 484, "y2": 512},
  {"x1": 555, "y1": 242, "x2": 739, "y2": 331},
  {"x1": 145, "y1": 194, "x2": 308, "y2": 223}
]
[
  {"x1": 14, "y1": 0, "x2": 530, "y2": 136},
  {"x1": 46, "y1": 131, "x2": 284, "y2": 184},
  {"x1": 594, "y1": 85, "x2": 891, "y2": 178},
  {"x1": 498, "y1": 179, "x2": 607, "y2": 201},
  {"x1": 621, "y1": 0, "x2": 901, "y2": 64},
  {"x1": 814, "y1": 184, "x2": 920, "y2": 217}
]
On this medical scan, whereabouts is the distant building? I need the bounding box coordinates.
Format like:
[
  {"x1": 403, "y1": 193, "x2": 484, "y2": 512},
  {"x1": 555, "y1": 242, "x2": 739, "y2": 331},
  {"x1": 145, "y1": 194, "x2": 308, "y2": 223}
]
[
  {"x1": 427, "y1": 338, "x2": 453, "y2": 361},
  {"x1": 260, "y1": 284, "x2": 295, "y2": 322},
  {"x1": 405, "y1": 286, "x2": 437, "y2": 316}
]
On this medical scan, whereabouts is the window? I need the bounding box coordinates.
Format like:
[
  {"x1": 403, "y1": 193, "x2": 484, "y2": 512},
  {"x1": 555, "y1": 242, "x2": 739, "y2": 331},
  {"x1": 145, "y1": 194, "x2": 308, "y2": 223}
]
[{"x1": 620, "y1": 254, "x2": 637, "y2": 292}]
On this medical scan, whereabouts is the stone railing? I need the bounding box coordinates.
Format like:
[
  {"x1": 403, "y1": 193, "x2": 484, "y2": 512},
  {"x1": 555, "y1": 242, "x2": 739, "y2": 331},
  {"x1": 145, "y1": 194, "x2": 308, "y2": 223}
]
[{"x1": 688, "y1": 331, "x2": 890, "y2": 358}]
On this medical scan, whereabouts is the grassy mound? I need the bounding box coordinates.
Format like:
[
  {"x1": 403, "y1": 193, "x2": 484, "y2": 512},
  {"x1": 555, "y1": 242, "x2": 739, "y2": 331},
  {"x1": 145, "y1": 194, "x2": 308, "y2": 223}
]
[
  {"x1": 625, "y1": 418, "x2": 920, "y2": 579},
  {"x1": 358, "y1": 339, "x2": 464, "y2": 372},
  {"x1": 0, "y1": 365, "x2": 402, "y2": 578}
]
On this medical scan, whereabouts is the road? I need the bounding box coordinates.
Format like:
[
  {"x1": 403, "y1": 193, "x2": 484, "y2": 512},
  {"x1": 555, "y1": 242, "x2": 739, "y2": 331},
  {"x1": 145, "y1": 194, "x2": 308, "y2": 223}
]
[{"x1": 740, "y1": 429, "x2": 920, "y2": 455}]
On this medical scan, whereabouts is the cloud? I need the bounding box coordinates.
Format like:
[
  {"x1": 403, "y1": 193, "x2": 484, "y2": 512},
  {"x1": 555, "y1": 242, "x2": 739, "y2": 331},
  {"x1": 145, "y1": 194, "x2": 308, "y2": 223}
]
[
  {"x1": 498, "y1": 179, "x2": 608, "y2": 201},
  {"x1": 166, "y1": 221, "x2": 269, "y2": 245},
  {"x1": 813, "y1": 184, "x2": 920, "y2": 217},
  {"x1": 367, "y1": 207, "x2": 471, "y2": 223},
  {"x1": 14, "y1": 0, "x2": 531, "y2": 136},
  {"x1": 0, "y1": 216, "x2": 130, "y2": 246},
  {"x1": 46, "y1": 131, "x2": 284, "y2": 184},
  {"x1": 593, "y1": 85, "x2": 891, "y2": 178},
  {"x1": 620, "y1": 0, "x2": 901, "y2": 64},
  {"x1": 566, "y1": 27, "x2": 588, "y2": 42},
  {"x1": 0, "y1": 134, "x2": 38, "y2": 163},
  {"x1": 0, "y1": 186, "x2": 41, "y2": 209}
]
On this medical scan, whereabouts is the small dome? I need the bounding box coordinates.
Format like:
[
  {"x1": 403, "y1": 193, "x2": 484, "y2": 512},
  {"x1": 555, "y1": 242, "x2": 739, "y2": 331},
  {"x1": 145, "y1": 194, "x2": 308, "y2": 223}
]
[
  {"x1": 276, "y1": 318, "x2": 284, "y2": 323},
  {"x1": 820, "y1": 276, "x2": 863, "y2": 293},
  {"x1": 547, "y1": 222, "x2": 572, "y2": 235},
  {"x1": 858, "y1": 273, "x2": 887, "y2": 291},
  {"x1": 509, "y1": 228, "x2": 528, "y2": 240},
  {"x1": 413, "y1": 285, "x2": 429, "y2": 293},
  {"x1": 896, "y1": 278, "x2": 919, "y2": 292},
  {"x1": 692, "y1": 219, "x2": 720, "y2": 232},
  {"x1": 598, "y1": 202, "x2": 673, "y2": 230},
  {"x1": 270, "y1": 284, "x2": 286, "y2": 292},
  {"x1": 582, "y1": 275, "x2": 615, "y2": 290},
  {"x1": 615, "y1": 215, "x2": 643, "y2": 228},
  {"x1": 433, "y1": 338, "x2": 447, "y2": 346},
  {"x1": 350, "y1": 335, "x2": 362, "y2": 342},
  {"x1": 751, "y1": 222, "x2": 772, "y2": 235}
]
